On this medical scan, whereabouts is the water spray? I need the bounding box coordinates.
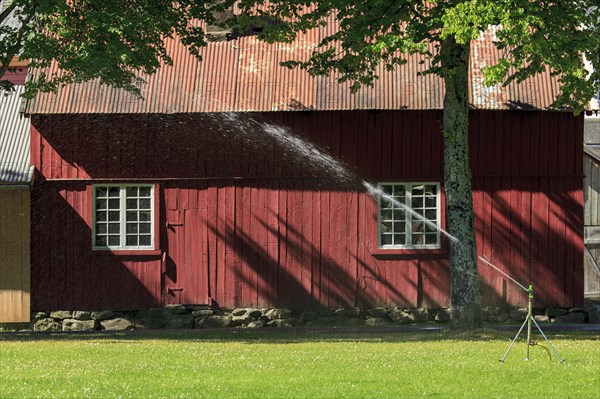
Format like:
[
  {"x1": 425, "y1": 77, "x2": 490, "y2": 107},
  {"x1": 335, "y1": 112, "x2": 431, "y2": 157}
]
[{"x1": 222, "y1": 112, "x2": 565, "y2": 363}]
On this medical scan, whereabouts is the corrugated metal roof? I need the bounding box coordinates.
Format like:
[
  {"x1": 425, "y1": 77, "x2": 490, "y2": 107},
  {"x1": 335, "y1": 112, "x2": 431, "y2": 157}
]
[
  {"x1": 26, "y1": 22, "x2": 562, "y2": 114},
  {"x1": 0, "y1": 86, "x2": 33, "y2": 184}
]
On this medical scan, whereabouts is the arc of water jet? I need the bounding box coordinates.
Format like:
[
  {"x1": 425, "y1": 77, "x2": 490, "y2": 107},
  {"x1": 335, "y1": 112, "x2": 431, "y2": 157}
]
[{"x1": 477, "y1": 256, "x2": 529, "y2": 292}]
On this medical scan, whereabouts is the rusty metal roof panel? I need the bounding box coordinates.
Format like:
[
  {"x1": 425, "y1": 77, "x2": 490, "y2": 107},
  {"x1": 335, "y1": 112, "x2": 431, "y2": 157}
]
[
  {"x1": 0, "y1": 86, "x2": 33, "y2": 184},
  {"x1": 27, "y1": 24, "x2": 562, "y2": 115},
  {"x1": 469, "y1": 27, "x2": 559, "y2": 110}
]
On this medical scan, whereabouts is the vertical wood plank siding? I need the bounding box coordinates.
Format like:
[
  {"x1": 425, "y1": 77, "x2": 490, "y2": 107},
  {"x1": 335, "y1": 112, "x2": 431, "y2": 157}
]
[
  {"x1": 30, "y1": 110, "x2": 584, "y2": 310},
  {"x1": 0, "y1": 188, "x2": 30, "y2": 322}
]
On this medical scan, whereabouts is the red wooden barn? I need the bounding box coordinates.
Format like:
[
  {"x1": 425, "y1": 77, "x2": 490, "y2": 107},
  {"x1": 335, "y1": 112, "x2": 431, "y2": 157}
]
[{"x1": 25, "y1": 27, "x2": 584, "y2": 312}]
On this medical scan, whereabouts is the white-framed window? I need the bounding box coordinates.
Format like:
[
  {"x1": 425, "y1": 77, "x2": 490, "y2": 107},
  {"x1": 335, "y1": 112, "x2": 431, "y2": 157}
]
[
  {"x1": 92, "y1": 185, "x2": 154, "y2": 250},
  {"x1": 378, "y1": 182, "x2": 441, "y2": 249}
]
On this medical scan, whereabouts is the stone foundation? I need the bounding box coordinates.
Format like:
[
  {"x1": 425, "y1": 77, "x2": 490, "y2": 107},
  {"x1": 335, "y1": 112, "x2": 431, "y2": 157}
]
[{"x1": 16, "y1": 303, "x2": 598, "y2": 332}]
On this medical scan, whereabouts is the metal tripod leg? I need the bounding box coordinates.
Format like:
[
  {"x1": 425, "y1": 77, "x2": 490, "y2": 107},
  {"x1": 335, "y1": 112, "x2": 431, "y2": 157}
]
[
  {"x1": 499, "y1": 316, "x2": 528, "y2": 363},
  {"x1": 531, "y1": 316, "x2": 565, "y2": 363}
]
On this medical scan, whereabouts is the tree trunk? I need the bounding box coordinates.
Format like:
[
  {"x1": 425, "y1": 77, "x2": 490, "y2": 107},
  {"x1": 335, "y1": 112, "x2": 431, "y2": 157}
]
[{"x1": 440, "y1": 35, "x2": 481, "y2": 328}]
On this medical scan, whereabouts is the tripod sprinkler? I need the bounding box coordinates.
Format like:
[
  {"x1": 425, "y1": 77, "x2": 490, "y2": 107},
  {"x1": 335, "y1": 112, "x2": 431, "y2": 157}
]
[
  {"x1": 497, "y1": 283, "x2": 565, "y2": 364},
  {"x1": 477, "y1": 257, "x2": 564, "y2": 364}
]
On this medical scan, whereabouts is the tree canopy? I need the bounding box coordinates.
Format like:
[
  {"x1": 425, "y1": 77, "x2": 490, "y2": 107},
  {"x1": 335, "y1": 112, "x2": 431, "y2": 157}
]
[
  {"x1": 235, "y1": 0, "x2": 599, "y2": 113},
  {"x1": 1, "y1": 1, "x2": 598, "y2": 109},
  {"x1": 0, "y1": 0, "x2": 228, "y2": 93}
]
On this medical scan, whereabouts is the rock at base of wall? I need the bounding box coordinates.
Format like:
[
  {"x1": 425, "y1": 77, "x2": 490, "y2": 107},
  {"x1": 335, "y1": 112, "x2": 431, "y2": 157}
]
[
  {"x1": 434, "y1": 309, "x2": 451, "y2": 323},
  {"x1": 49, "y1": 311, "x2": 73, "y2": 320},
  {"x1": 388, "y1": 309, "x2": 410, "y2": 323},
  {"x1": 164, "y1": 315, "x2": 194, "y2": 329},
  {"x1": 264, "y1": 308, "x2": 292, "y2": 320},
  {"x1": 509, "y1": 308, "x2": 529, "y2": 322},
  {"x1": 71, "y1": 311, "x2": 92, "y2": 321},
  {"x1": 556, "y1": 312, "x2": 585, "y2": 324},
  {"x1": 33, "y1": 318, "x2": 62, "y2": 332},
  {"x1": 196, "y1": 315, "x2": 231, "y2": 328},
  {"x1": 365, "y1": 317, "x2": 391, "y2": 326},
  {"x1": 101, "y1": 318, "x2": 134, "y2": 331},
  {"x1": 91, "y1": 311, "x2": 115, "y2": 321},
  {"x1": 546, "y1": 307, "x2": 568, "y2": 317},
  {"x1": 267, "y1": 318, "x2": 298, "y2": 328},
  {"x1": 366, "y1": 307, "x2": 389, "y2": 318},
  {"x1": 134, "y1": 317, "x2": 166, "y2": 329},
  {"x1": 192, "y1": 309, "x2": 214, "y2": 318},
  {"x1": 63, "y1": 319, "x2": 97, "y2": 331}
]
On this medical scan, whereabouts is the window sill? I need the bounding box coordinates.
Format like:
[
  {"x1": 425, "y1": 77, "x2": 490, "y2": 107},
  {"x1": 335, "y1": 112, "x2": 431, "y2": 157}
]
[
  {"x1": 371, "y1": 247, "x2": 447, "y2": 258},
  {"x1": 93, "y1": 249, "x2": 162, "y2": 257}
]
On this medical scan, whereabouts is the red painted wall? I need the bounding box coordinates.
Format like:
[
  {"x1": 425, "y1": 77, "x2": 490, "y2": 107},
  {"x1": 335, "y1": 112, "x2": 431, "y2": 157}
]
[{"x1": 29, "y1": 110, "x2": 584, "y2": 310}]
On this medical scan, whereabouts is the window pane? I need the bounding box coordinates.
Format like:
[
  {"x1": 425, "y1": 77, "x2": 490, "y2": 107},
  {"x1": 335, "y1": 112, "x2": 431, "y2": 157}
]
[
  {"x1": 95, "y1": 236, "x2": 107, "y2": 246},
  {"x1": 412, "y1": 185, "x2": 424, "y2": 196},
  {"x1": 139, "y1": 198, "x2": 151, "y2": 210},
  {"x1": 393, "y1": 185, "x2": 405, "y2": 197},
  {"x1": 108, "y1": 223, "x2": 120, "y2": 234},
  {"x1": 139, "y1": 211, "x2": 151, "y2": 222},
  {"x1": 393, "y1": 222, "x2": 405, "y2": 234},
  {"x1": 108, "y1": 198, "x2": 120, "y2": 209},
  {"x1": 425, "y1": 196, "x2": 436, "y2": 207},
  {"x1": 380, "y1": 197, "x2": 392, "y2": 209},
  {"x1": 425, "y1": 225, "x2": 437, "y2": 234},
  {"x1": 139, "y1": 235, "x2": 151, "y2": 246},
  {"x1": 96, "y1": 199, "x2": 107, "y2": 210},
  {"x1": 425, "y1": 234, "x2": 438, "y2": 245},
  {"x1": 425, "y1": 209, "x2": 437, "y2": 220},
  {"x1": 381, "y1": 210, "x2": 393, "y2": 221},
  {"x1": 126, "y1": 199, "x2": 138, "y2": 209},
  {"x1": 139, "y1": 187, "x2": 151, "y2": 197},
  {"x1": 126, "y1": 187, "x2": 138, "y2": 197},
  {"x1": 108, "y1": 187, "x2": 120, "y2": 197},
  {"x1": 126, "y1": 223, "x2": 138, "y2": 234},
  {"x1": 393, "y1": 210, "x2": 405, "y2": 221},
  {"x1": 108, "y1": 235, "x2": 120, "y2": 246},
  {"x1": 412, "y1": 221, "x2": 425, "y2": 233},
  {"x1": 394, "y1": 233, "x2": 406, "y2": 246},
  {"x1": 382, "y1": 185, "x2": 393, "y2": 195},
  {"x1": 126, "y1": 235, "x2": 138, "y2": 246},
  {"x1": 412, "y1": 233, "x2": 424, "y2": 245},
  {"x1": 96, "y1": 224, "x2": 107, "y2": 234},
  {"x1": 413, "y1": 197, "x2": 423, "y2": 208},
  {"x1": 96, "y1": 187, "x2": 107, "y2": 198},
  {"x1": 139, "y1": 223, "x2": 151, "y2": 234},
  {"x1": 108, "y1": 211, "x2": 120, "y2": 221},
  {"x1": 381, "y1": 221, "x2": 392, "y2": 233},
  {"x1": 126, "y1": 211, "x2": 137, "y2": 221},
  {"x1": 381, "y1": 234, "x2": 393, "y2": 246},
  {"x1": 424, "y1": 185, "x2": 437, "y2": 195},
  {"x1": 96, "y1": 211, "x2": 107, "y2": 222}
]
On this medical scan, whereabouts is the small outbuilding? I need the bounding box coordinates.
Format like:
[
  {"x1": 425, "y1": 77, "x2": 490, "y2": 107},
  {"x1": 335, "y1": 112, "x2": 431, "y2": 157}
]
[{"x1": 0, "y1": 70, "x2": 33, "y2": 322}]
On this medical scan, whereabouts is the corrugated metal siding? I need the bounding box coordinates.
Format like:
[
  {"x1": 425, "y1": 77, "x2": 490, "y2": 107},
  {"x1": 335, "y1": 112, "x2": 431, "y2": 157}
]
[
  {"x1": 30, "y1": 110, "x2": 584, "y2": 309},
  {"x1": 26, "y1": 24, "x2": 561, "y2": 115},
  {"x1": 0, "y1": 86, "x2": 32, "y2": 184}
]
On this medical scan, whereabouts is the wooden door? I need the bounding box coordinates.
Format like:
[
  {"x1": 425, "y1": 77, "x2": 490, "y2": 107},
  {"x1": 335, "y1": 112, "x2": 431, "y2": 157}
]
[
  {"x1": 0, "y1": 188, "x2": 30, "y2": 322},
  {"x1": 162, "y1": 190, "x2": 210, "y2": 305}
]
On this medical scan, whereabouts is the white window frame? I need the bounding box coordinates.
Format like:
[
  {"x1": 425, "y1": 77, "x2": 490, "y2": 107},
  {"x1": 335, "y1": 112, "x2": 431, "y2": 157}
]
[
  {"x1": 377, "y1": 182, "x2": 441, "y2": 250},
  {"x1": 92, "y1": 184, "x2": 155, "y2": 251}
]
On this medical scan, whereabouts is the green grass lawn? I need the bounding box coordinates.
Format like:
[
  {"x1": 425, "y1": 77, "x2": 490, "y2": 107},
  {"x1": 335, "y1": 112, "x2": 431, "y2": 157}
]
[{"x1": 0, "y1": 329, "x2": 598, "y2": 398}]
